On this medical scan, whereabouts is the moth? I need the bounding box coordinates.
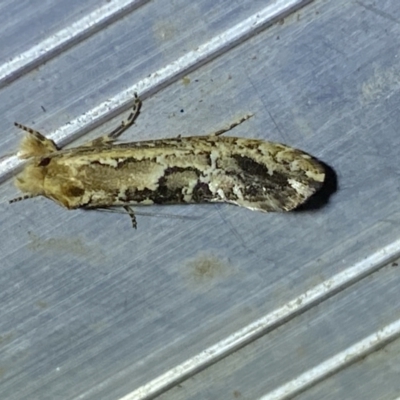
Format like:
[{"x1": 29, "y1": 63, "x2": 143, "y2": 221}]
[{"x1": 10, "y1": 94, "x2": 325, "y2": 228}]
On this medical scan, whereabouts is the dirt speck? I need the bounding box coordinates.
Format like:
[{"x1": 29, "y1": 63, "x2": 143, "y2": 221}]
[{"x1": 183, "y1": 253, "x2": 234, "y2": 290}]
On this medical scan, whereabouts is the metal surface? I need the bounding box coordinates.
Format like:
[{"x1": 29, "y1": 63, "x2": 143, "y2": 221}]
[
  {"x1": 0, "y1": 0, "x2": 400, "y2": 399},
  {"x1": 158, "y1": 258, "x2": 400, "y2": 400}
]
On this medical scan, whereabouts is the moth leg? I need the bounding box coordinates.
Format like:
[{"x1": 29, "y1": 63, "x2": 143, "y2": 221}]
[
  {"x1": 123, "y1": 205, "x2": 137, "y2": 229},
  {"x1": 82, "y1": 135, "x2": 115, "y2": 148},
  {"x1": 209, "y1": 114, "x2": 253, "y2": 136},
  {"x1": 108, "y1": 93, "x2": 142, "y2": 140},
  {"x1": 82, "y1": 93, "x2": 143, "y2": 147}
]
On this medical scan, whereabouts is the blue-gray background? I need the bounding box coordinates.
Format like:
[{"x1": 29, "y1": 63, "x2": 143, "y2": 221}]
[{"x1": 0, "y1": 1, "x2": 399, "y2": 399}]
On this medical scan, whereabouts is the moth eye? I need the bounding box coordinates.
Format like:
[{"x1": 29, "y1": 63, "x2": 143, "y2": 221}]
[
  {"x1": 38, "y1": 157, "x2": 51, "y2": 167},
  {"x1": 67, "y1": 186, "x2": 85, "y2": 197}
]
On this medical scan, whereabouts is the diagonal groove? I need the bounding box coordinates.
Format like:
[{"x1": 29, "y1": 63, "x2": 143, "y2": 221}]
[
  {"x1": 261, "y1": 319, "x2": 400, "y2": 399},
  {"x1": 106, "y1": 238, "x2": 400, "y2": 400},
  {"x1": 0, "y1": 0, "x2": 150, "y2": 88}
]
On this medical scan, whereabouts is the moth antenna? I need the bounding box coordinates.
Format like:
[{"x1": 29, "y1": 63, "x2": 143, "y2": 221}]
[
  {"x1": 9, "y1": 194, "x2": 34, "y2": 204},
  {"x1": 14, "y1": 122, "x2": 58, "y2": 158},
  {"x1": 14, "y1": 122, "x2": 44, "y2": 137}
]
